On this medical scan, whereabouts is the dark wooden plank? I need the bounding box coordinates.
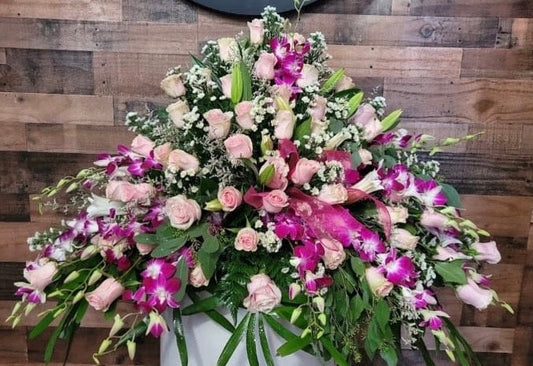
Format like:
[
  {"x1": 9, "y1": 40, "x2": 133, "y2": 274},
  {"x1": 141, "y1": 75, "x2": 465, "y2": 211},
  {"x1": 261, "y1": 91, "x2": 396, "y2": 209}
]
[
  {"x1": 518, "y1": 266, "x2": 533, "y2": 326},
  {"x1": 0, "y1": 327, "x2": 28, "y2": 363},
  {"x1": 122, "y1": 0, "x2": 197, "y2": 22},
  {"x1": 0, "y1": 151, "x2": 95, "y2": 195},
  {"x1": 0, "y1": 262, "x2": 24, "y2": 301},
  {"x1": 27, "y1": 326, "x2": 159, "y2": 365},
  {"x1": 0, "y1": 194, "x2": 29, "y2": 221},
  {"x1": 461, "y1": 49, "x2": 533, "y2": 79},
  {"x1": 0, "y1": 49, "x2": 93, "y2": 95},
  {"x1": 384, "y1": 78, "x2": 533, "y2": 125},
  {"x1": 435, "y1": 152, "x2": 533, "y2": 196},
  {"x1": 0, "y1": 92, "x2": 113, "y2": 125},
  {"x1": 511, "y1": 326, "x2": 533, "y2": 366},
  {"x1": 94, "y1": 52, "x2": 190, "y2": 96},
  {"x1": 306, "y1": 0, "x2": 392, "y2": 15},
  {"x1": 394, "y1": 0, "x2": 533, "y2": 18},
  {"x1": 0, "y1": 48, "x2": 5, "y2": 64},
  {"x1": 0, "y1": 0, "x2": 122, "y2": 21},
  {"x1": 0, "y1": 222, "x2": 52, "y2": 261},
  {"x1": 464, "y1": 123, "x2": 532, "y2": 156},
  {"x1": 0, "y1": 18, "x2": 197, "y2": 55},
  {"x1": 27, "y1": 124, "x2": 135, "y2": 154}
]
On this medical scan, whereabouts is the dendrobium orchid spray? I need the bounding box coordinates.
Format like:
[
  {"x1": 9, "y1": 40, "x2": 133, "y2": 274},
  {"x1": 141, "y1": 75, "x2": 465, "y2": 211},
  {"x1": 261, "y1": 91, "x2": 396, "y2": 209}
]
[{"x1": 8, "y1": 7, "x2": 510, "y2": 366}]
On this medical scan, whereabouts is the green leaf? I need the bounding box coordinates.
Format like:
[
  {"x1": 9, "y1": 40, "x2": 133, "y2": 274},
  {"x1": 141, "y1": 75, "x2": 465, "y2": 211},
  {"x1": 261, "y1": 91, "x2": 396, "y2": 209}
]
[
  {"x1": 173, "y1": 309, "x2": 188, "y2": 366},
  {"x1": 350, "y1": 256, "x2": 365, "y2": 277},
  {"x1": 173, "y1": 257, "x2": 189, "y2": 303},
  {"x1": 217, "y1": 313, "x2": 250, "y2": 366},
  {"x1": 349, "y1": 295, "x2": 366, "y2": 323},
  {"x1": 44, "y1": 306, "x2": 73, "y2": 363},
  {"x1": 151, "y1": 235, "x2": 188, "y2": 258},
  {"x1": 258, "y1": 315, "x2": 275, "y2": 366},
  {"x1": 328, "y1": 119, "x2": 344, "y2": 134},
  {"x1": 294, "y1": 118, "x2": 311, "y2": 143},
  {"x1": 364, "y1": 318, "x2": 381, "y2": 359},
  {"x1": 321, "y1": 68, "x2": 345, "y2": 93},
  {"x1": 440, "y1": 183, "x2": 462, "y2": 208},
  {"x1": 320, "y1": 337, "x2": 349, "y2": 366},
  {"x1": 133, "y1": 233, "x2": 157, "y2": 245},
  {"x1": 374, "y1": 300, "x2": 390, "y2": 332},
  {"x1": 380, "y1": 109, "x2": 402, "y2": 132},
  {"x1": 187, "y1": 292, "x2": 235, "y2": 333},
  {"x1": 187, "y1": 222, "x2": 208, "y2": 238},
  {"x1": 231, "y1": 62, "x2": 244, "y2": 104},
  {"x1": 380, "y1": 345, "x2": 399, "y2": 366},
  {"x1": 241, "y1": 62, "x2": 252, "y2": 101},
  {"x1": 29, "y1": 310, "x2": 56, "y2": 339},
  {"x1": 434, "y1": 260, "x2": 468, "y2": 285},
  {"x1": 202, "y1": 234, "x2": 220, "y2": 253},
  {"x1": 347, "y1": 91, "x2": 364, "y2": 117},
  {"x1": 258, "y1": 164, "x2": 275, "y2": 186},
  {"x1": 415, "y1": 339, "x2": 437, "y2": 366},
  {"x1": 246, "y1": 313, "x2": 259, "y2": 366},
  {"x1": 115, "y1": 321, "x2": 148, "y2": 348},
  {"x1": 262, "y1": 314, "x2": 299, "y2": 342},
  {"x1": 181, "y1": 296, "x2": 220, "y2": 315},
  {"x1": 197, "y1": 247, "x2": 221, "y2": 279},
  {"x1": 276, "y1": 334, "x2": 312, "y2": 357}
]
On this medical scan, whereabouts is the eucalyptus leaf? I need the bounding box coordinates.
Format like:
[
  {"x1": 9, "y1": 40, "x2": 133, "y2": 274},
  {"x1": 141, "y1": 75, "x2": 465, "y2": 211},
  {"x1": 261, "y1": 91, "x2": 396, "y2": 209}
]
[
  {"x1": 151, "y1": 235, "x2": 188, "y2": 258},
  {"x1": 133, "y1": 233, "x2": 157, "y2": 245},
  {"x1": 440, "y1": 183, "x2": 462, "y2": 208},
  {"x1": 328, "y1": 119, "x2": 344, "y2": 134},
  {"x1": 202, "y1": 234, "x2": 220, "y2": 253},
  {"x1": 434, "y1": 260, "x2": 468, "y2": 285}
]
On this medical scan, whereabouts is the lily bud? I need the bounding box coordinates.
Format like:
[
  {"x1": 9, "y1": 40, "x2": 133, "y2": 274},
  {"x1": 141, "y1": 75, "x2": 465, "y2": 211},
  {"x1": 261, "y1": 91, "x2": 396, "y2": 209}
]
[
  {"x1": 312, "y1": 296, "x2": 325, "y2": 313},
  {"x1": 98, "y1": 338, "x2": 112, "y2": 354},
  {"x1": 80, "y1": 245, "x2": 98, "y2": 260},
  {"x1": 260, "y1": 135, "x2": 273, "y2": 155},
  {"x1": 109, "y1": 314, "x2": 124, "y2": 337},
  {"x1": 127, "y1": 340, "x2": 136, "y2": 360},
  {"x1": 64, "y1": 271, "x2": 80, "y2": 283},
  {"x1": 204, "y1": 198, "x2": 223, "y2": 211},
  {"x1": 72, "y1": 290, "x2": 85, "y2": 304},
  {"x1": 88, "y1": 270, "x2": 103, "y2": 286},
  {"x1": 290, "y1": 307, "x2": 302, "y2": 324}
]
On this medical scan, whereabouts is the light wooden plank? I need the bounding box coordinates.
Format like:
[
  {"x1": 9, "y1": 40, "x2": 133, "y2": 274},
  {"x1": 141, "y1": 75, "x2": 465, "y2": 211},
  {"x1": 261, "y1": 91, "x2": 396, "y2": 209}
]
[
  {"x1": 461, "y1": 195, "x2": 533, "y2": 238},
  {"x1": 384, "y1": 78, "x2": 533, "y2": 125},
  {"x1": 122, "y1": 0, "x2": 197, "y2": 23},
  {"x1": 0, "y1": 18, "x2": 197, "y2": 55},
  {"x1": 0, "y1": 222, "x2": 49, "y2": 261},
  {"x1": 0, "y1": 0, "x2": 122, "y2": 21},
  {"x1": 511, "y1": 326, "x2": 533, "y2": 366},
  {"x1": 307, "y1": 0, "x2": 392, "y2": 15},
  {"x1": 27, "y1": 124, "x2": 135, "y2": 154},
  {"x1": 421, "y1": 327, "x2": 515, "y2": 353},
  {"x1": 0, "y1": 92, "x2": 113, "y2": 125},
  {"x1": 0, "y1": 48, "x2": 5, "y2": 64},
  {"x1": 399, "y1": 120, "x2": 468, "y2": 153},
  {"x1": 329, "y1": 45, "x2": 462, "y2": 78},
  {"x1": 114, "y1": 95, "x2": 168, "y2": 125},
  {"x1": 0, "y1": 122, "x2": 26, "y2": 150},
  {"x1": 93, "y1": 52, "x2": 191, "y2": 96},
  {"x1": 461, "y1": 49, "x2": 533, "y2": 79},
  {"x1": 512, "y1": 18, "x2": 533, "y2": 48}
]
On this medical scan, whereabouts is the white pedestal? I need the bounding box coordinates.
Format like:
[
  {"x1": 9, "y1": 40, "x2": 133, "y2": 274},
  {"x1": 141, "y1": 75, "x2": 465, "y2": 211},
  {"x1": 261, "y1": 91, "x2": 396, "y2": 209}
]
[{"x1": 161, "y1": 310, "x2": 332, "y2": 366}]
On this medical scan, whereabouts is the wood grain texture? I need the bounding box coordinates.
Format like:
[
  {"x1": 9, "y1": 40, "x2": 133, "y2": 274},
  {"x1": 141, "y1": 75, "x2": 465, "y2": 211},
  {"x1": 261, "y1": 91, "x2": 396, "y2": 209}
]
[
  {"x1": 393, "y1": 0, "x2": 533, "y2": 18},
  {"x1": 0, "y1": 49, "x2": 93, "y2": 94},
  {"x1": 461, "y1": 49, "x2": 533, "y2": 79},
  {"x1": 0, "y1": 122, "x2": 26, "y2": 151},
  {"x1": 0, "y1": 92, "x2": 113, "y2": 125},
  {"x1": 0, "y1": 18, "x2": 197, "y2": 55},
  {"x1": 329, "y1": 45, "x2": 462, "y2": 78},
  {"x1": 307, "y1": 0, "x2": 393, "y2": 15},
  {"x1": 0, "y1": 48, "x2": 5, "y2": 64},
  {"x1": 122, "y1": 0, "x2": 197, "y2": 23},
  {"x1": 0, "y1": 0, "x2": 122, "y2": 22},
  {"x1": 512, "y1": 18, "x2": 533, "y2": 48}
]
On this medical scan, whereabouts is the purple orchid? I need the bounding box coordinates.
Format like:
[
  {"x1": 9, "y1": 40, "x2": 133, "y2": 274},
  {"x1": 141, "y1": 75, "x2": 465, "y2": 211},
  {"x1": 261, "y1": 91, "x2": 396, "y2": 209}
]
[
  {"x1": 414, "y1": 179, "x2": 447, "y2": 206},
  {"x1": 381, "y1": 250, "x2": 417, "y2": 287},
  {"x1": 291, "y1": 240, "x2": 324, "y2": 276},
  {"x1": 352, "y1": 227, "x2": 386, "y2": 262}
]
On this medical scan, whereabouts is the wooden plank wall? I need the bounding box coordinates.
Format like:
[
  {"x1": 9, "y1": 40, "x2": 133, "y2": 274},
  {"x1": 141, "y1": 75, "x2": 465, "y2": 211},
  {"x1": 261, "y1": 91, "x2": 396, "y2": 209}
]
[{"x1": 0, "y1": 0, "x2": 531, "y2": 364}]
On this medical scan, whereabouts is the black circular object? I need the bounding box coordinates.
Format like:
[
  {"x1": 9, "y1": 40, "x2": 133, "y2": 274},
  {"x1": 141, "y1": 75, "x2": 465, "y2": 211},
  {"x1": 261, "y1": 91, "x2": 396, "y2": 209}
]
[{"x1": 189, "y1": 0, "x2": 320, "y2": 16}]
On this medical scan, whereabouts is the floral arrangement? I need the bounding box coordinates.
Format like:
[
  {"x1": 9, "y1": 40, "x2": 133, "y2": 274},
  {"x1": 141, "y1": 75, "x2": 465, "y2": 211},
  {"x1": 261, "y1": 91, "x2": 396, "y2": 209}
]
[{"x1": 8, "y1": 7, "x2": 511, "y2": 366}]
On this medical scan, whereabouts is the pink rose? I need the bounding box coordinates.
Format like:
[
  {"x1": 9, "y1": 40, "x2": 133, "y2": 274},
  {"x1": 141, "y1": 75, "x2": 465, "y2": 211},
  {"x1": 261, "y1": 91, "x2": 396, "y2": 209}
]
[
  {"x1": 220, "y1": 74, "x2": 232, "y2": 99},
  {"x1": 224, "y1": 134, "x2": 253, "y2": 159},
  {"x1": 153, "y1": 143, "x2": 172, "y2": 165},
  {"x1": 85, "y1": 278, "x2": 124, "y2": 311},
  {"x1": 23, "y1": 259, "x2": 57, "y2": 291},
  {"x1": 335, "y1": 74, "x2": 355, "y2": 92},
  {"x1": 235, "y1": 228, "x2": 259, "y2": 252},
  {"x1": 165, "y1": 195, "x2": 202, "y2": 230},
  {"x1": 270, "y1": 84, "x2": 292, "y2": 102},
  {"x1": 218, "y1": 37, "x2": 237, "y2": 62},
  {"x1": 420, "y1": 209, "x2": 450, "y2": 230},
  {"x1": 243, "y1": 274, "x2": 282, "y2": 313},
  {"x1": 166, "y1": 100, "x2": 190, "y2": 128},
  {"x1": 168, "y1": 149, "x2": 200, "y2": 173},
  {"x1": 259, "y1": 156, "x2": 289, "y2": 190},
  {"x1": 262, "y1": 190, "x2": 289, "y2": 213},
  {"x1": 235, "y1": 101, "x2": 254, "y2": 130},
  {"x1": 189, "y1": 264, "x2": 209, "y2": 287},
  {"x1": 247, "y1": 19, "x2": 265, "y2": 44},
  {"x1": 291, "y1": 158, "x2": 321, "y2": 185},
  {"x1": 254, "y1": 52, "x2": 277, "y2": 80},
  {"x1": 390, "y1": 228, "x2": 418, "y2": 251},
  {"x1": 349, "y1": 104, "x2": 382, "y2": 141},
  {"x1": 136, "y1": 243, "x2": 154, "y2": 255},
  {"x1": 203, "y1": 109, "x2": 232, "y2": 139},
  {"x1": 320, "y1": 237, "x2": 346, "y2": 270},
  {"x1": 131, "y1": 135, "x2": 155, "y2": 157},
  {"x1": 456, "y1": 278, "x2": 493, "y2": 310},
  {"x1": 296, "y1": 64, "x2": 319, "y2": 88},
  {"x1": 160, "y1": 74, "x2": 186, "y2": 98},
  {"x1": 433, "y1": 246, "x2": 470, "y2": 261},
  {"x1": 217, "y1": 186, "x2": 243, "y2": 212},
  {"x1": 472, "y1": 241, "x2": 501, "y2": 264},
  {"x1": 317, "y1": 184, "x2": 348, "y2": 205},
  {"x1": 365, "y1": 267, "x2": 393, "y2": 297},
  {"x1": 273, "y1": 110, "x2": 296, "y2": 140},
  {"x1": 106, "y1": 181, "x2": 155, "y2": 204}
]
